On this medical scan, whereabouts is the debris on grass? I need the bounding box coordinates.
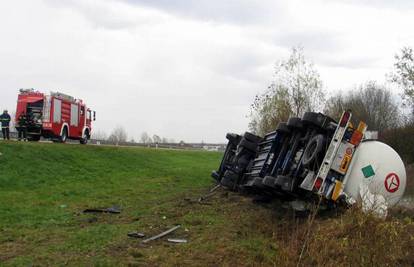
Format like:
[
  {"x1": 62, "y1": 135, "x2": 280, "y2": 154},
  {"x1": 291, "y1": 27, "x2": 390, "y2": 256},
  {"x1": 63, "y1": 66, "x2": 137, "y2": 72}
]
[
  {"x1": 141, "y1": 225, "x2": 181, "y2": 244},
  {"x1": 183, "y1": 184, "x2": 221, "y2": 205},
  {"x1": 198, "y1": 184, "x2": 221, "y2": 202},
  {"x1": 83, "y1": 205, "x2": 122, "y2": 214},
  {"x1": 127, "y1": 232, "x2": 146, "y2": 238},
  {"x1": 167, "y1": 238, "x2": 187, "y2": 244}
]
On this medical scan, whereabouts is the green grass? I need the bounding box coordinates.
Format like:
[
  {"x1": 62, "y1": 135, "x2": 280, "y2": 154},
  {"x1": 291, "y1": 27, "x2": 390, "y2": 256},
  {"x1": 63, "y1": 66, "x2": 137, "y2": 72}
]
[
  {"x1": 0, "y1": 142, "x2": 220, "y2": 266},
  {"x1": 0, "y1": 142, "x2": 413, "y2": 266}
]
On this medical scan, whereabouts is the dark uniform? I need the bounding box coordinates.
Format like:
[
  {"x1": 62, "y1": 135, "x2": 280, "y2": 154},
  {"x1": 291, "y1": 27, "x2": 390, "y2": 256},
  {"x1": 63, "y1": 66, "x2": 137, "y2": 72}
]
[
  {"x1": 16, "y1": 113, "x2": 28, "y2": 141},
  {"x1": 0, "y1": 111, "x2": 11, "y2": 140}
]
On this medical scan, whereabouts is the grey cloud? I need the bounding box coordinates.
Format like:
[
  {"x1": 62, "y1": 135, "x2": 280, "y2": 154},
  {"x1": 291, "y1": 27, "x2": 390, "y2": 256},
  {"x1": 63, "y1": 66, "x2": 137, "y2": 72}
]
[
  {"x1": 268, "y1": 30, "x2": 380, "y2": 68},
  {"x1": 45, "y1": 0, "x2": 162, "y2": 30},
  {"x1": 315, "y1": 53, "x2": 381, "y2": 68},
  {"x1": 120, "y1": 0, "x2": 286, "y2": 25},
  {"x1": 328, "y1": 0, "x2": 414, "y2": 9},
  {"x1": 273, "y1": 31, "x2": 344, "y2": 53}
]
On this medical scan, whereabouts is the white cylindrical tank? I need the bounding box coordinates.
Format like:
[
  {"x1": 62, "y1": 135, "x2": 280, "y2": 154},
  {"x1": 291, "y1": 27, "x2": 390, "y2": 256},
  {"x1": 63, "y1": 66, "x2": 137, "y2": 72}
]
[{"x1": 344, "y1": 140, "x2": 406, "y2": 208}]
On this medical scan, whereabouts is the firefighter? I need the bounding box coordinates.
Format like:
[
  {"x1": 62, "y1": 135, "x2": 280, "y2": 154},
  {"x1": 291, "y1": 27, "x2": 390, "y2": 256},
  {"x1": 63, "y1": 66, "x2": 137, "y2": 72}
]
[
  {"x1": 16, "y1": 112, "x2": 28, "y2": 141},
  {"x1": 0, "y1": 109, "x2": 11, "y2": 140}
]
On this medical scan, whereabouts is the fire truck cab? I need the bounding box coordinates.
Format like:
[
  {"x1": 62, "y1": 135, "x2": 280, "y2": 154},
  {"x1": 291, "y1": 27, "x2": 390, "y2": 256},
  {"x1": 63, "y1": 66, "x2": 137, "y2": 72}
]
[{"x1": 15, "y1": 89, "x2": 95, "y2": 144}]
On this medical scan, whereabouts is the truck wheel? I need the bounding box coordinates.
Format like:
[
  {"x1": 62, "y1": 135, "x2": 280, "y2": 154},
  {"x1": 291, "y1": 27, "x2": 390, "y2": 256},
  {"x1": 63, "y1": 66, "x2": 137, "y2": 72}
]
[
  {"x1": 302, "y1": 112, "x2": 324, "y2": 128},
  {"x1": 243, "y1": 132, "x2": 262, "y2": 144},
  {"x1": 239, "y1": 138, "x2": 258, "y2": 152},
  {"x1": 60, "y1": 128, "x2": 68, "y2": 143},
  {"x1": 226, "y1": 133, "x2": 241, "y2": 146},
  {"x1": 287, "y1": 117, "x2": 303, "y2": 130},
  {"x1": 302, "y1": 134, "x2": 325, "y2": 167},
  {"x1": 27, "y1": 135, "x2": 41, "y2": 142},
  {"x1": 80, "y1": 132, "x2": 89, "y2": 145},
  {"x1": 276, "y1": 122, "x2": 290, "y2": 134}
]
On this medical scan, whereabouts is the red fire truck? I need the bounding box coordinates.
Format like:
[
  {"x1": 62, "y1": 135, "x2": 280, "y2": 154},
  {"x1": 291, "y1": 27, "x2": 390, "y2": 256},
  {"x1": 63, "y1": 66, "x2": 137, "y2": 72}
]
[{"x1": 15, "y1": 89, "x2": 95, "y2": 144}]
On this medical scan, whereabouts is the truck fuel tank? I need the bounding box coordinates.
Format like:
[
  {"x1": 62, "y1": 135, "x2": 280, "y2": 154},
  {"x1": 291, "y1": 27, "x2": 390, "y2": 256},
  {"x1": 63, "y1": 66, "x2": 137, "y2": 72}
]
[{"x1": 343, "y1": 140, "x2": 406, "y2": 208}]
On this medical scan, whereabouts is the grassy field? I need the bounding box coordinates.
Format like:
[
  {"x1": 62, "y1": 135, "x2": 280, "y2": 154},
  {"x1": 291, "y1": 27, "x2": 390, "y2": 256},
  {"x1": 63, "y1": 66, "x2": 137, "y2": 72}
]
[{"x1": 0, "y1": 142, "x2": 413, "y2": 266}]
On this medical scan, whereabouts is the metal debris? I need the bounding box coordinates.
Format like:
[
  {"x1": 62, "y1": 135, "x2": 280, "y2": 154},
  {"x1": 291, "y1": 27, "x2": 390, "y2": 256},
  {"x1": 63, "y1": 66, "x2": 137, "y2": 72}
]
[
  {"x1": 141, "y1": 225, "x2": 181, "y2": 244},
  {"x1": 127, "y1": 232, "x2": 146, "y2": 238},
  {"x1": 167, "y1": 238, "x2": 188, "y2": 243},
  {"x1": 83, "y1": 206, "x2": 121, "y2": 214},
  {"x1": 198, "y1": 184, "x2": 221, "y2": 202}
]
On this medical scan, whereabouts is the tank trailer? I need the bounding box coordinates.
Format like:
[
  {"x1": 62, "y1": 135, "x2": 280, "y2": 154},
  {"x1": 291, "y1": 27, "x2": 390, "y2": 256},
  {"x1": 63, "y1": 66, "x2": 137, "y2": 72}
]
[{"x1": 212, "y1": 111, "x2": 406, "y2": 216}]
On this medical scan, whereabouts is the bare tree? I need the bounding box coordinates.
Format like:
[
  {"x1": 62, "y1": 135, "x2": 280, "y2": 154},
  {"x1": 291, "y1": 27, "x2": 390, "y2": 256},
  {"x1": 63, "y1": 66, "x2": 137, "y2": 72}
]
[
  {"x1": 390, "y1": 46, "x2": 414, "y2": 111},
  {"x1": 140, "y1": 132, "x2": 151, "y2": 144},
  {"x1": 250, "y1": 47, "x2": 324, "y2": 136},
  {"x1": 152, "y1": 134, "x2": 161, "y2": 144},
  {"x1": 92, "y1": 130, "x2": 107, "y2": 140},
  {"x1": 324, "y1": 81, "x2": 402, "y2": 131},
  {"x1": 108, "y1": 126, "x2": 127, "y2": 145}
]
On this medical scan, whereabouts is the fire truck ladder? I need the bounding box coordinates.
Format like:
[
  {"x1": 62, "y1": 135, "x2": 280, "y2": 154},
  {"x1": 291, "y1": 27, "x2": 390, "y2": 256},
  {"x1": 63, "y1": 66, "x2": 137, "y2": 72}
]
[{"x1": 312, "y1": 111, "x2": 352, "y2": 195}]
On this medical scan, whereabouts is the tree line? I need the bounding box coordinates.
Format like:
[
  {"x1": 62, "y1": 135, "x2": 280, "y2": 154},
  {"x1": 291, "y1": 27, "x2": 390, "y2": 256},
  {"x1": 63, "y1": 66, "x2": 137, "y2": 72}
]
[
  {"x1": 93, "y1": 127, "x2": 177, "y2": 146},
  {"x1": 249, "y1": 46, "x2": 414, "y2": 163}
]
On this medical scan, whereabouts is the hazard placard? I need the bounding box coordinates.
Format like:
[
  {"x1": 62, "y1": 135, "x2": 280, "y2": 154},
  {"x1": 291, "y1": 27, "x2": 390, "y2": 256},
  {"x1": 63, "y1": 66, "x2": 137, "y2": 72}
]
[{"x1": 384, "y1": 173, "x2": 400, "y2": 193}]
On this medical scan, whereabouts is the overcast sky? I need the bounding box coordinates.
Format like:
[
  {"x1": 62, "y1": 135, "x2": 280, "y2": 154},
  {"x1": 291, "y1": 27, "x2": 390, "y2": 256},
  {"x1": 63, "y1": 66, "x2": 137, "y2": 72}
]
[{"x1": 0, "y1": 0, "x2": 413, "y2": 142}]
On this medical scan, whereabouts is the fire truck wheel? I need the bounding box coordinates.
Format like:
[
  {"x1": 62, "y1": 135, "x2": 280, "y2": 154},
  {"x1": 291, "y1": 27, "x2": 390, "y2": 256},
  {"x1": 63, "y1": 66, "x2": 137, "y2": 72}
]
[
  {"x1": 60, "y1": 127, "x2": 68, "y2": 143},
  {"x1": 80, "y1": 133, "x2": 89, "y2": 145},
  {"x1": 302, "y1": 134, "x2": 325, "y2": 167},
  {"x1": 27, "y1": 135, "x2": 40, "y2": 142}
]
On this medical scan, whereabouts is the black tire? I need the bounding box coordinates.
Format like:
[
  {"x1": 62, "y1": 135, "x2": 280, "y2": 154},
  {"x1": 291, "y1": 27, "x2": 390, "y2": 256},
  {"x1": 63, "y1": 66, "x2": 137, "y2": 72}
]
[
  {"x1": 239, "y1": 138, "x2": 258, "y2": 152},
  {"x1": 262, "y1": 176, "x2": 276, "y2": 187},
  {"x1": 221, "y1": 170, "x2": 239, "y2": 189},
  {"x1": 302, "y1": 134, "x2": 325, "y2": 167},
  {"x1": 243, "y1": 132, "x2": 262, "y2": 144},
  {"x1": 276, "y1": 122, "x2": 290, "y2": 134},
  {"x1": 287, "y1": 117, "x2": 303, "y2": 129},
  {"x1": 302, "y1": 112, "x2": 336, "y2": 130},
  {"x1": 60, "y1": 127, "x2": 68, "y2": 143},
  {"x1": 80, "y1": 130, "x2": 89, "y2": 145},
  {"x1": 80, "y1": 139, "x2": 88, "y2": 145},
  {"x1": 226, "y1": 133, "x2": 241, "y2": 146},
  {"x1": 27, "y1": 135, "x2": 41, "y2": 142},
  {"x1": 302, "y1": 112, "x2": 325, "y2": 127}
]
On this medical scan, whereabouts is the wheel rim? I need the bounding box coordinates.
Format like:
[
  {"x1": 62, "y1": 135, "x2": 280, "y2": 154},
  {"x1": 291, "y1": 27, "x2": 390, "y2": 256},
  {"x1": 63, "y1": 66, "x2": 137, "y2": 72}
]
[{"x1": 62, "y1": 129, "x2": 67, "y2": 142}]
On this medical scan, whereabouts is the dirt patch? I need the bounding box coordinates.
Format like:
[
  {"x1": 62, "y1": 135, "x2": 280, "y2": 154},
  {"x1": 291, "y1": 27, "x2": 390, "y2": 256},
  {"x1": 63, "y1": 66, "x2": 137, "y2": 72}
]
[{"x1": 112, "y1": 187, "x2": 414, "y2": 266}]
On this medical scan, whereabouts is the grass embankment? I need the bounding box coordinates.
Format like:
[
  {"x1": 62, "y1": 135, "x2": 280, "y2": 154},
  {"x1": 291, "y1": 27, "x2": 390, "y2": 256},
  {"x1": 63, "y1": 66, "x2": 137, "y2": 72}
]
[{"x1": 0, "y1": 142, "x2": 413, "y2": 266}]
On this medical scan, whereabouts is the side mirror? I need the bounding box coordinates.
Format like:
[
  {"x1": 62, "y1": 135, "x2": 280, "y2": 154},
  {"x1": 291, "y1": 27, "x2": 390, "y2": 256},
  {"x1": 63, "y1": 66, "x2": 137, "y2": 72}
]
[{"x1": 93, "y1": 111, "x2": 96, "y2": 121}]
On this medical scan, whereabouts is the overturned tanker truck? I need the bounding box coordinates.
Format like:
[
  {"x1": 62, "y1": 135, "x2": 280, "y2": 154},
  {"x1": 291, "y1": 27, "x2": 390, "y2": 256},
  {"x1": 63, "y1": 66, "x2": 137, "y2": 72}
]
[{"x1": 212, "y1": 111, "x2": 406, "y2": 216}]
